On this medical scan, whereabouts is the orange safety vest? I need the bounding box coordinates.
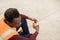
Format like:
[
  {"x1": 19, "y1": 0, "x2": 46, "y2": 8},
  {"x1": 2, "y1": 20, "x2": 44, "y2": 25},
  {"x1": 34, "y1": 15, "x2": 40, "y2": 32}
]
[{"x1": 0, "y1": 17, "x2": 18, "y2": 40}]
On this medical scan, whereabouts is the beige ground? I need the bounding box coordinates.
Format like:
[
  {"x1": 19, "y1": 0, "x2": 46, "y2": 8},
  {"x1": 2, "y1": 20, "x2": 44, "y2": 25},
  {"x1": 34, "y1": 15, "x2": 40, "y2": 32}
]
[{"x1": 0, "y1": 0, "x2": 60, "y2": 40}]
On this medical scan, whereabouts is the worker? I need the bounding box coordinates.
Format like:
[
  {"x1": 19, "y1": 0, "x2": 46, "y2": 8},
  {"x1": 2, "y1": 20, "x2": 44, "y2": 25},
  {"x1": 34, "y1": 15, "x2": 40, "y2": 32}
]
[{"x1": 0, "y1": 8, "x2": 39, "y2": 40}]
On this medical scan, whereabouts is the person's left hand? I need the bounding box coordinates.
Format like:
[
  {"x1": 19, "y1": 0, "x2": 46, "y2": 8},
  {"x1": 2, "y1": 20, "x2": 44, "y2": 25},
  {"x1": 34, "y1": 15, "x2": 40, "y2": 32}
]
[{"x1": 33, "y1": 22, "x2": 39, "y2": 33}]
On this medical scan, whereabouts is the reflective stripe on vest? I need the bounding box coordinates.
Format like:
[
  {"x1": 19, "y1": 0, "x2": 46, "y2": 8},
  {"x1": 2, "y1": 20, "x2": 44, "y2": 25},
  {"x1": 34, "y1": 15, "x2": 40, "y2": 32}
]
[
  {"x1": 0, "y1": 29, "x2": 16, "y2": 40},
  {"x1": 0, "y1": 36, "x2": 3, "y2": 40}
]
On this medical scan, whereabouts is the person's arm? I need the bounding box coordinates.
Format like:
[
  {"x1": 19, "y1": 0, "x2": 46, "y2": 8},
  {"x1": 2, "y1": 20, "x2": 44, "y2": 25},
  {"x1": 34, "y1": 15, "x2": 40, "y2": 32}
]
[
  {"x1": 28, "y1": 17, "x2": 38, "y2": 23},
  {"x1": 29, "y1": 22, "x2": 39, "y2": 40},
  {"x1": 20, "y1": 14, "x2": 38, "y2": 23},
  {"x1": 20, "y1": 14, "x2": 28, "y2": 19},
  {"x1": 8, "y1": 31, "x2": 38, "y2": 40}
]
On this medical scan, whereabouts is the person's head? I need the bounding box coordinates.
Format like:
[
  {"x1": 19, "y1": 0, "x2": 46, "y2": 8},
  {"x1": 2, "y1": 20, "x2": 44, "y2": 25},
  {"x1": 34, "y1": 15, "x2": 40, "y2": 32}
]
[{"x1": 4, "y1": 8, "x2": 21, "y2": 27}]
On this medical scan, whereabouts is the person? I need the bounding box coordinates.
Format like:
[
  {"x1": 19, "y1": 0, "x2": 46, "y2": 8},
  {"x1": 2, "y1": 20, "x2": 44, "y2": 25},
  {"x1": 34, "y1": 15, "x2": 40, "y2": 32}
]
[
  {"x1": 16, "y1": 13, "x2": 38, "y2": 38},
  {"x1": 0, "y1": 8, "x2": 39, "y2": 40}
]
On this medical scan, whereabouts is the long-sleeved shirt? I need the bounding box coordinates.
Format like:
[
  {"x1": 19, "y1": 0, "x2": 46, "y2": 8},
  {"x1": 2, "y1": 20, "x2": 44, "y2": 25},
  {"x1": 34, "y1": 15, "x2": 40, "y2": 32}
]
[
  {"x1": 20, "y1": 14, "x2": 28, "y2": 19},
  {"x1": 8, "y1": 31, "x2": 38, "y2": 40}
]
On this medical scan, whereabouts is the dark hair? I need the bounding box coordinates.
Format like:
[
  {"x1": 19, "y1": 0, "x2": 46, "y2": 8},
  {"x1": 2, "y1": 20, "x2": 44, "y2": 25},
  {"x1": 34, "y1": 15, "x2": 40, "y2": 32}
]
[{"x1": 4, "y1": 8, "x2": 20, "y2": 23}]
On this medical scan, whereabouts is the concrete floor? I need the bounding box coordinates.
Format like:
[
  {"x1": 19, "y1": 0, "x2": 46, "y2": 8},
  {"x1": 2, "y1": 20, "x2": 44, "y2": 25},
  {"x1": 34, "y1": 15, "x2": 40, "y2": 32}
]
[{"x1": 0, "y1": 0, "x2": 60, "y2": 40}]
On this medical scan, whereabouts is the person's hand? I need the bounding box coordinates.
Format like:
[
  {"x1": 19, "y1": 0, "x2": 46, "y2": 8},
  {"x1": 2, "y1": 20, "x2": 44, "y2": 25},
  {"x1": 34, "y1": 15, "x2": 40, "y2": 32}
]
[
  {"x1": 33, "y1": 22, "x2": 39, "y2": 33},
  {"x1": 28, "y1": 17, "x2": 38, "y2": 23},
  {"x1": 31, "y1": 18, "x2": 38, "y2": 23}
]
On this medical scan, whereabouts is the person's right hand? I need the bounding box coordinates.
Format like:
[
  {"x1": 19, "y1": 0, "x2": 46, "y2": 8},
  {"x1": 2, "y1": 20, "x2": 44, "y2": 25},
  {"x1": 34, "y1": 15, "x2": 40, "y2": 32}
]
[{"x1": 33, "y1": 22, "x2": 39, "y2": 33}]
